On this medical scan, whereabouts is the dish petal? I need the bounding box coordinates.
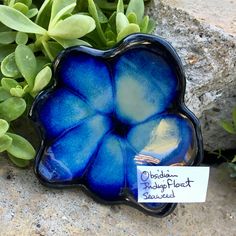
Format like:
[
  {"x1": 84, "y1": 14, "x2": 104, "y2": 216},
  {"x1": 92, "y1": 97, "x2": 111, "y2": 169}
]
[
  {"x1": 35, "y1": 88, "x2": 93, "y2": 140},
  {"x1": 58, "y1": 53, "x2": 113, "y2": 114},
  {"x1": 127, "y1": 114, "x2": 197, "y2": 166},
  {"x1": 114, "y1": 48, "x2": 178, "y2": 124},
  {"x1": 86, "y1": 134, "x2": 125, "y2": 201},
  {"x1": 37, "y1": 115, "x2": 112, "y2": 183}
]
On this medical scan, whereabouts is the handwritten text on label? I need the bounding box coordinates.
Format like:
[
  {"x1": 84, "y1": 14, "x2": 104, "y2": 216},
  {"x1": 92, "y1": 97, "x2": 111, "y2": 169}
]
[{"x1": 137, "y1": 166, "x2": 210, "y2": 203}]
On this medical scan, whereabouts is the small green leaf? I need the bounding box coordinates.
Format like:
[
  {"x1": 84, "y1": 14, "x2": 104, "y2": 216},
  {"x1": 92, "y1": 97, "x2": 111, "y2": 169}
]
[
  {"x1": 220, "y1": 120, "x2": 236, "y2": 134},
  {"x1": 50, "y1": 0, "x2": 76, "y2": 27},
  {"x1": 108, "y1": 12, "x2": 117, "y2": 32},
  {"x1": 126, "y1": 0, "x2": 144, "y2": 24},
  {"x1": 0, "y1": 97, "x2": 26, "y2": 121},
  {"x1": 13, "y1": 2, "x2": 29, "y2": 15},
  {"x1": 140, "y1": 15, "x2": 149, "y2": 32},
  {"x1": 0, "y1": 31, "x2": 16, "y2": 44},
  {"x1": 48, "y1": 14, "x2": 96, "y2": 39},
  {"x1": 96, "y1": 4, "x2": 108, "y2": 23},
  {"x1": 0, "y1": 5, "x2": 46, "y2": 34},
  {"x1": 15, "y1": 44, "x2": 37, "y2": 88},
  {"x1": 88, "y1": 0, "x2": 107, "y2": 45},
  {"x1": 50, "y1": 5, "x2": 76, "y2": 29},
  {"x1": 0, "y1": 87, "x2": 11, "y2": 102},
  {"x1": 15, "y1": 0, "x2": 32, "y2": 7},
  {"x1": 106, "y1": 40, "x2": 116, "y2": 48},
  {"x1": 0, "y1": 119, "x2": 9, "y2": 137},
  {"x1": 32, "y1": 66, "x2": 52, "y2": 94},
  {"x1": 127, "y1": 12, "x2": 137, "y2": 24},
  {"x1": 104, "y1": 28, "x2": 116, "y2": 42},
  {"x1": 117, "y1": 23, "x2": 140, "y2": 42},
  {"x1": 0, "y1": 45, "x2": 16, "y2": 62},
  {"x1": 1, "y1": 78, "x2": 19, "y2": 91},
  {"x1": 117, "y1": 0, "x2": 124, "y2": 13},
  {"x1": 232, "y1": 155, "x2": 236, "y2": 163},
  {"x1": 51, "y1": 0, "x2": 76, "y2": 21},
  {"x1": 15, "y1": 32, "x2": 28, "y2": 45},
  {"x1": 1, "y1": 53, "x2": 20, "y2": 78},
  {"x1": 116, "y1": 12, "x2": 129, "y2": 34},
  {"x1": 10, "y1": 86, "x2": 25, "y2": 97},
  {"x1": 0, "y1": 134, "x2": 12, "y2": 152},
  {"x1": 26, "y1": 8, "x2": 38, "y2": 18},
  {"x1": 8, "y1": 154, "x2": 30, "y2": 168},
  {"x1": 232, "y1": 107, "x2": 236, "y2": 126},
  {"x1": 6, "y1": 133, "x2": 35, "y2": 160},
  {"x1": 23, "y1": 84, "x2": 29, "y2": 94}
]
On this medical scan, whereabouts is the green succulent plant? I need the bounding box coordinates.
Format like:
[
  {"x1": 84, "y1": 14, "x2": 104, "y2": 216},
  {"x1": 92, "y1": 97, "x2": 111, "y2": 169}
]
[
  {"x1": 220, "y1": 107, "x2": 236, "y2": 178},
  {"x1": 0, "y1": 0, "x2": 155, "y2": 167}
]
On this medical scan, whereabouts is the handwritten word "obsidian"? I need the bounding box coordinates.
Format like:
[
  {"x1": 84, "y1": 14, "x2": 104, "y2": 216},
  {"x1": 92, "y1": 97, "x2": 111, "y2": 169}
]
[
  {"x1": 143, "y1": 190, "x2": 176, "y2": 200},
  {"x1": 141, "y1": 170, "x2": 178, "y2": 182}
]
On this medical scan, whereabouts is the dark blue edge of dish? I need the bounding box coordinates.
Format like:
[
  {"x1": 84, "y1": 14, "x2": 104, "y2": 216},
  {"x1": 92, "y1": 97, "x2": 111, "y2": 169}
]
[{"x1": 29, "y1": 33, "x2": 204, "y2": 217}]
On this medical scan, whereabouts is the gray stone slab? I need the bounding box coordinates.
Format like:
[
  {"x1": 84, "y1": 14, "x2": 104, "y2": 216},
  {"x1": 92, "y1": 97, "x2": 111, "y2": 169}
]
[
  {"x1": 162, "y1": 0, "x2": 236, "y2": 35},
  {"x1": 0, "y1": 157, "x2": 235, "y2": 235},
  {"x1": 148, "y1": 0, "x2": 236, "y2": 151}
]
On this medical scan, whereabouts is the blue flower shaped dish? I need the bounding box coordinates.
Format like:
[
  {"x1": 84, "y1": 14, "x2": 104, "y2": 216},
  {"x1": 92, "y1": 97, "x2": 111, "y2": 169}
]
[{"x1": 30, "y1": 34, "x2": 203, "y2": 217}]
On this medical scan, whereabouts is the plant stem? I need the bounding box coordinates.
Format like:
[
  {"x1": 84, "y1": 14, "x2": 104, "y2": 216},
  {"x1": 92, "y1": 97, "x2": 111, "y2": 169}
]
[{"x1": 42, "y1": 40, "x2": 54, "y2": 61}]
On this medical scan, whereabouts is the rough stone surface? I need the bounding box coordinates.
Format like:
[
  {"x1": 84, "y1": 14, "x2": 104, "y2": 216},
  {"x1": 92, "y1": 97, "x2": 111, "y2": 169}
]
[
  {"x1": 162, "y1": 0, "x2": 236, "y2": 35},
  {"x1": 147, "y1": 0, "x2": 236, "y2": 151},
  {"x1": 0, "y1": 158, "x2": 235, "y2": 236}
]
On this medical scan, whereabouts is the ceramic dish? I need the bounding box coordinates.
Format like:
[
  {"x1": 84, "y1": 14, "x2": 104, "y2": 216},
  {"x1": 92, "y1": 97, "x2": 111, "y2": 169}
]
[{"x1": 30, "y1": 33, "x2": 203, "y2": 217}]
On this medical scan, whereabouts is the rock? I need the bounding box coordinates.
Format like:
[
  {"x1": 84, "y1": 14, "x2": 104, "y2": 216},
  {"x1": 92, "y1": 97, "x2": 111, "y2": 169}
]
[
  {"x1": 0, "y1": 158, "x2": 235, "y2": 235},
  {"x1": 162, "y1": 0, "x2": 236, "y2": 35},
  {"x1": 147, "y1": 0, "x2": 236, "y2": 151}
]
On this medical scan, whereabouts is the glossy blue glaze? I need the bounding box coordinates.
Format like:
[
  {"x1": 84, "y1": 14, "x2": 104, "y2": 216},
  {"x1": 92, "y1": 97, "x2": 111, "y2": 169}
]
[
  {"x1": 37, "y1": 88, "x2": 94, "y2": 140},
  {"x1": 38, "y1": 115, "x2": 112, "y2": 182},
  {"x1": 58, "y1": 53, "x2": 113, "y2": 114},
  {"x1": 87, "y1": 135, "x2": 125, "y2": 200},
  {"x1": 114, "y1": 49, "x2": 177, "y2": 124},
  {"x1": 30, "y1": 34, "x2": 203, "y2": 217}
]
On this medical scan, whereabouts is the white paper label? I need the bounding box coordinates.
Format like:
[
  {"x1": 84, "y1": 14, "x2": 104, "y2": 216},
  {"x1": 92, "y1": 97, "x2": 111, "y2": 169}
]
[{"x1": 137, "y1": 166, "x2": 210, "y2": 203}]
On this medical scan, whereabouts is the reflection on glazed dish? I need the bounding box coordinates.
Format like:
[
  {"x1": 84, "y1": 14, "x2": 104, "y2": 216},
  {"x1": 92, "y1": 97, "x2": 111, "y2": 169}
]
[{"x1": 30, "y1": 34, "x2": 203, "y2": 217}]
